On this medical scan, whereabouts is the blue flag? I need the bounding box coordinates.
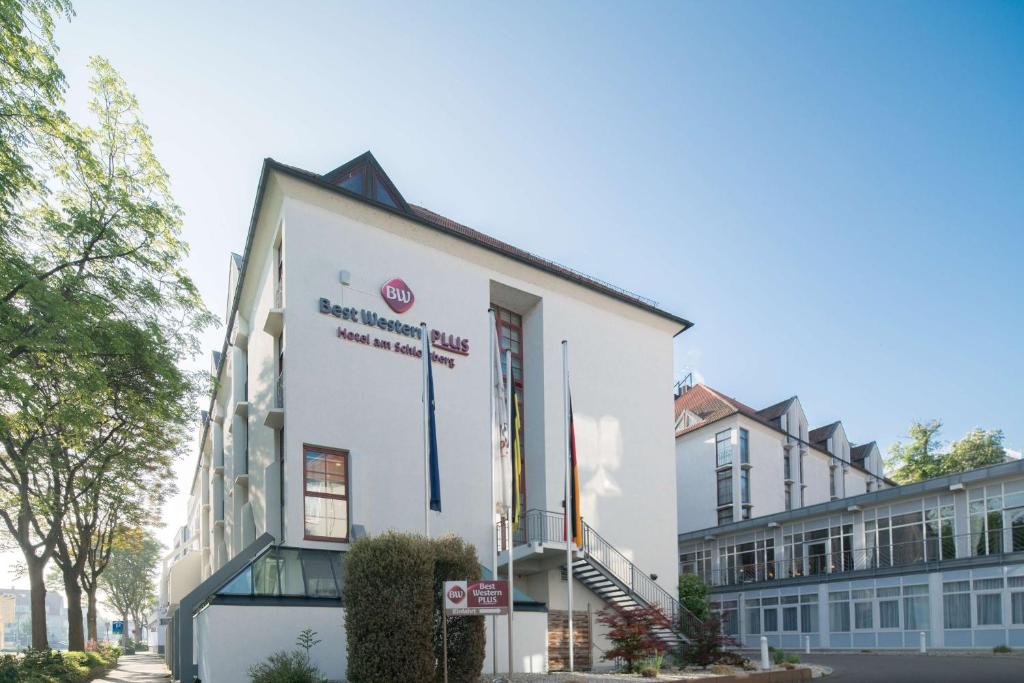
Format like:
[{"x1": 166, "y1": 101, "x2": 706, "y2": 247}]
[{"x1": 426, "y1": 334, "x2": 442, "y2": 512}]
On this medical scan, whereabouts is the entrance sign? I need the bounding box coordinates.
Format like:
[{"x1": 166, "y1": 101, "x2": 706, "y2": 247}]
[
  {"x1": 112, "y1": 621, "x2": 124, "y2": 634},
  {"x1": 443, "y1": 580, "x2": 509, "y2": 615},
  {"x1": 442, "y1": 580, "x2": 509, "y2": 683}
]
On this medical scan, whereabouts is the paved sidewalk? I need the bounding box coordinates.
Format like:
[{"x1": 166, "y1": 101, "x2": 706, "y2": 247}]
[{"x1": 94, "y1": 652, "x2": 171, "y2": 682}]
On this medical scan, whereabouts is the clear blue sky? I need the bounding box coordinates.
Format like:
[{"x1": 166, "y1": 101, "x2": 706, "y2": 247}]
[{"x1": 44, "y1": 1, "x2": 1024, "y2": 549}]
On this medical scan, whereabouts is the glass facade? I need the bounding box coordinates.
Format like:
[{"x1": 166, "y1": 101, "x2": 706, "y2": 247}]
[{"x1": 215, "y1": 545, "x2": 345, "y2": 600}]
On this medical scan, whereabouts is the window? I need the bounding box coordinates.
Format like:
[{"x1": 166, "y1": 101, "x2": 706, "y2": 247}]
[
  {"x1": 975, "y1": 578, "x2": 1004, "y2": 626},
  {"x1": 680, "y1": 549, "x2": 712, "y2": 581},
  {"x1": 718, "y1": 537, "x2": 775, "y2": 584},
  {"x1": 717, "y1": 506, "x2": 733, "y2": 525},
  {"x1": 763, "y1": 607, "x2": 778, "y2": 632},
  {"x1": 716, "y1": 430, "x2": 733, "y2": 467},
  {"x1": 784, "y1": 453, "x2": 791, "y2": 480},
  {"x1": 303, "y1": 446, "x2": 349, "y2": 541},
  {"x1": 216, "y1": 545, "x2": 344, "y2": 599},
  {"x1": 800, "y1": 594, "x2": 818, "y2": 633},
  {"x1": 943, "y1": 581, "x2": 971, "y2": 628},
  {"x1": 739, "y1": 429, "x2": 749, "y2": 464},
  {"x1": 853, "y1": 589, "x2": 874, "y2": 629},
  {"x1": 785, "y1": 484, "x2": 792, "y2": 511},
  {"x1": 902, "y1": 585, "x2": 929, "y2": 630},
  {"x1": 747, "y1": 607, "x2": 761, "y2": 634},
  {"x1": 829, "y1": 466, "x2": 836, "y2": 499},
  {"x1": 493, "y1": 305, "x2": 524, "y2": 387},
  {"x1": 783, "y1": 596, "x2": 799, "y2": 631},
  {"x1": 971, "y1": 495, "x2": 1004, "y2": 556},
  {"x1": 829, "y1": 592, "x2": 850, "y2": 632},
  {"x1": 741, "y1": 469, "x2": 750, "y2": 505},
  {"x1": 878, "y1": 587, "x2": 901, "y2": 629},
  {"x1": 717, "y1": 469, "x2": 733, "y2": 507}
]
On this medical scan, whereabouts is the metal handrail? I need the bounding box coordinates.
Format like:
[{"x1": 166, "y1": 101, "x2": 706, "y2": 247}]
[
  {"x1": 689, "y1": 530, "x2": 1023, "y2": 587},
  {"x1": 501, "y1": 509, "x2": 704, "y2": 637}
]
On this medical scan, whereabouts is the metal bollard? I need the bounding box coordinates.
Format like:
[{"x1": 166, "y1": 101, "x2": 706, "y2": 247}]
[
  {"x1": 805, "y1": 635, "x2": 811, "y2": 654},
  {"x1": 919, "y1": 631, "x2": 927, "y2": 653},
  {"x1": 761, "y1": 636, "x2": 770, "y2": 670}
]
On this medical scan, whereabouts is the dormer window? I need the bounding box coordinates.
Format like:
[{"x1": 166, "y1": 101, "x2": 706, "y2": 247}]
[{"x1": 323, "y1": 152, "x2": 409, "y2": 212}]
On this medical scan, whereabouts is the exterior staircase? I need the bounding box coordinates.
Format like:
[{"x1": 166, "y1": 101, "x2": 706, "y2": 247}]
[{"x1": 506, "y1": 509, "x2": 702, "y2": 649}]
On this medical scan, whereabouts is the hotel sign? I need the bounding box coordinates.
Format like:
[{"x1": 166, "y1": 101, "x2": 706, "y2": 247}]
[
  {"x1": 380, "y1": 277, "x2": 415, "y2": 314},
  {"x1": 443, "y1": 580, "x2": 509, "y2": 615}
]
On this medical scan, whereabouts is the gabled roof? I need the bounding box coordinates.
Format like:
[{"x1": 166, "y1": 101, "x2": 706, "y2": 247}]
[
  {"x1": 259, "y1": 154, "x2": 693, "y2": 331},
  {"x1": 674, "y1": 384, "x2": 764, "y2": 436},
  {"x1": 757, "y1": 396, "x2": 797, "y2": 423},
  {"x1": 850, "y1": 441, "x2": 877, "y2": 465},
  {"x1": 809, "y1": 421, "x2": 841, "y2": 446}
]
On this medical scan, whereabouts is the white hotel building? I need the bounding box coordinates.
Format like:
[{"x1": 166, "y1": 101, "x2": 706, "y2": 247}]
[{"x1": 162, "y1": 152, "x2": 695, "y2": 681}]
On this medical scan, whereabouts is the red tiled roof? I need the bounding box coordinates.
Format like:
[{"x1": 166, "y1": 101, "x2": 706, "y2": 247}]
[{"x1": 674, "y1": 384, "x2": 765, "y2": 436}]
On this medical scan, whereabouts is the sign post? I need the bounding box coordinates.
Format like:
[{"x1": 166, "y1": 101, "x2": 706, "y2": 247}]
[{"x1": 443, "y1": 580, "x2": 509, "y2": 681}]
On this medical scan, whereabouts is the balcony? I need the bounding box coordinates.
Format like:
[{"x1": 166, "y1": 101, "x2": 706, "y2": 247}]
[
  {"x1": 264, "y1": 372, "x2": 284, "y2": 429},
  {"x1": 263, "y1": 283, "x2": 284, "y2": 336},
  {"x1": 688, "y1": 530, "x2": 1023, "y2": 589}
]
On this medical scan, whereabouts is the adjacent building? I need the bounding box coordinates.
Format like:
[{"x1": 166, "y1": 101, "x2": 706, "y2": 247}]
[
  {"x1": 675, "y1": 384, "x2": 890, "y2": 534},
  {"x1": 162, "y1": 152, "x2": 694, "y2": 681},
  {"x1": 679, "y1": 458, "x2": 1024, "y2": 650}
]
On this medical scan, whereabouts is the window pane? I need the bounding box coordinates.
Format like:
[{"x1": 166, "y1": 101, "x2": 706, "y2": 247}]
[
  {"x1": 302, "y1": 551, "x2": 340, "y2": 598},
  {"x1": 783, "y1": 606, "x2": 798, "y2": 631},
  {"x1": 717, "y1": 470, "x2": 733, "y2": 506},
  {"x1": 879, "y1": 600, "x2": 900, "y2": 628},
  {"x1": 1013, "y1": 593, "x2": 1024, "y2": 625},
  {"x1": 829, "y1": 601, "x2": 850, "y2": 632},
  {"x1": 747, "y1": 608, "x2": 761, "y2": 634},
  {"x1": 305, "y1": 496, "x2": 348, "y2": 539},
  {"x1": 903, "y1": 597, "x2": 929, "y2": 630},
  {"x1": 977, "y1": 594, "x2": 1002, "y2": 626},
  {"x1": 854, "y1": 602, "x2": 873, "y2": 629},
  {"x1": 943, "y1": 593, "x2": 971, "y2": 628},
  {"x1": 763, "y1": 608, "x2": 777, "y2": 632},
  {"x1": 716, "y1": 431, "x2": 733, "y2": 467},
  {"x1": 338, "y1": 168, "x2": 364, "y2": 192},
  {"x1": 800, "y1": 604, "x2": 818, "y2": 633},
  {"x1": 278, "y1": 548, "x2": 305, "y2": 596},
  {"x1": 218, "y1": 566, "x2": 252, "y2": 596}
]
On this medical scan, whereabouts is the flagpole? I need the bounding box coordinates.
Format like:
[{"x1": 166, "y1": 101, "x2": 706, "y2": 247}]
[
  {"x1": 562, "y1": 340, "x2": 574, "y2": 673},
  {"x1": 505, "y1": 348, "x2": 515, "y2": 676},
  {"x1": 421, "y1": 322, "x2": 430, "y2": 538},
  {"x1": 488, "y1": 310, "x2": 498, "y2": 675}
]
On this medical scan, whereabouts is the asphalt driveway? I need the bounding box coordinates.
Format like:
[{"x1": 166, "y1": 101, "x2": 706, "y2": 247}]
[{"x1": 801, "y1": 653, "x2": 1024, "y2": 682}]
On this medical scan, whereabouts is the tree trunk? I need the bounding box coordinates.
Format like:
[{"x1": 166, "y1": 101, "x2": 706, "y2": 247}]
[
  {"x1": 121, "y1": 611, "x2": 129, "y2": 650},
  {"x1": 27, "y1": 558, "x2": 49, "y2": 650},
  {"x1": 63, "y1": 570, "x2": 85, "y2": 651},
  {"x1": 86, "y1": 587, "x2": 98, "y2": 644}
]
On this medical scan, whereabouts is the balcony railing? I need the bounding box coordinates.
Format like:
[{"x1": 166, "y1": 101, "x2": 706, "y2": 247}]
[
  {"x1": 501, "y1": 509, "x2": 704, "y2": 638},
  {"x1": 687, "y1": 530, "x2": 1024, "y2": 588}
]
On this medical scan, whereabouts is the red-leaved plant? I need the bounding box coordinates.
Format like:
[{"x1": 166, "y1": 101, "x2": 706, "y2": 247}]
[{"x1": 597, "y1": 604, "x2": 671, "y2": 673}]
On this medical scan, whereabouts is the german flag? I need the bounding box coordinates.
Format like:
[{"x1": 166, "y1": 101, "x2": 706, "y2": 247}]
[
  {"x1": 510, "y1": 380, "x2": 523, "y2": 531},
  {"x1": 568, "y1": 397, "x2": 582, "y2": 548}
]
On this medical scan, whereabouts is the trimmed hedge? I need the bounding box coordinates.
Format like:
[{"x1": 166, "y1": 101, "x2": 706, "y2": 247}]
[
  {"x1": 344, "y1": 531, "x2": 436, "y2": 683},
  {"x1": 344, "y1": 531, "x2": 488, "y2": 683},
  {"x1": 432, "y1": 535, "x2": 486, "y2": 683},
  {"x1": 0, "y1": 645, "x2": 121, "y2": 683}
]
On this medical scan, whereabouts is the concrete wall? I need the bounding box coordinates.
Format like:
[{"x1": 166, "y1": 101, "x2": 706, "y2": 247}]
[{"x1": 195, "y1": 605, "x2": 345, "y2": 683}]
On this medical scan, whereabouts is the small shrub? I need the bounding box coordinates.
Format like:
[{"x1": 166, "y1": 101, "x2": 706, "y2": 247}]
[
  {"x1": 677, "y1": 615, "x2": 739, "y2": 667},
  {"x1": 248, "y1": 650, "x2": 323, "y2": 683},
  {"x1": 640, "y1": 666, "x2": 658, "y2": 678},
  {"x1": 598, "y1": 603, "x2": 671, "y2": 673},
  {"x1": 785, "y1": 653, "x2": 800, "y2": 664},
  {"x1": 993, "y1": 644, "x2": 1012, "y2": 654},
  {"x1": 0, "y1": 654, "x2": 20, "y2": 683},
  {"x1": 637, "y1": 653, "x2": 664, "y2": 677}
]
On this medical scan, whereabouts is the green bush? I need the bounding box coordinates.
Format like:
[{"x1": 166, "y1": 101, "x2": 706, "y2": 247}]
[
  {"x1": 97, "y1": 643, "x2": 122, "y2": 664},
  {"x1": 344, "y1": 531, "x2": 436, "y2": 683},
  {"x1": 993, "y1": 644, "x2": 1012, "y2": 653},
  {"x1": 677, "y1": 574, "x2": 711, "y2": 621},
  {"x1": 0, "y1": 654, "x2": 20, "y2": 683},
  {"x1": 13, "y1": 648, "x2": 93, "y2": 683},
  {"x1": 248, "y1": 650, "x2": 323, "y2": 683},
  {"x1": 432, "y1": 534, "x2": 486, "y2": 683}
]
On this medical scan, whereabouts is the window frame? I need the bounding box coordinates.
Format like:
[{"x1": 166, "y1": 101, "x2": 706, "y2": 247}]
[{"x1": 302, "y1": 444, "x2": 350, "y2": 543}]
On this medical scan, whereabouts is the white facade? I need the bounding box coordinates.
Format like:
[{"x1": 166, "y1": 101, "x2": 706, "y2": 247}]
[
  {"x1": 675, "y1": 386, "x2": 888, "y2": 535},
  {"x1": 166, "y1": 153, "x2": 691, "y2": 680}
]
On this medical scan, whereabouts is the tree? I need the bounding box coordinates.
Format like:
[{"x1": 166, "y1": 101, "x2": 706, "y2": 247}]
[
  {"x1": 100, "y1": 528, "x2": 160, "y2": 649},
  {"x1": 887, "y1": 421, "x2": 1007, "y2": 484},
  {"x1": 946, "y1": 428, "x2": 1007, "y2": 474},
  {"x1": 0, "y1": 0, "x2": 72, "y2": 221},
  {"x1": 0, "y1": 54, "x2": 211, "y2": 648},
  {"x1": 678, "y1": 573, "x2": 711, "y2": 622},
  {"x1": 886, "y1": 420, "x2": 944, "y2": 484},
  {"x1": 596, "y1": 603, "x2": 671, "y2": 673}
]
